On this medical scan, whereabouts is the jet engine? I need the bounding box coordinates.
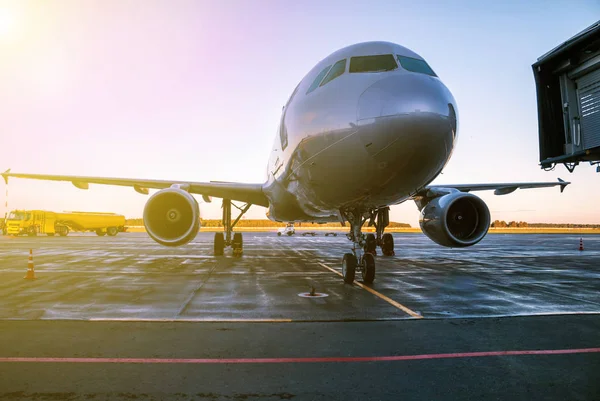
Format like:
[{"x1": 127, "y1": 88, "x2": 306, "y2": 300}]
[
  {"x1": 419, "y1": 192, "x2": 490, "y2": 247},
  {"x1": 143, "y1": 187, "x2": 200, "y2": 247}
]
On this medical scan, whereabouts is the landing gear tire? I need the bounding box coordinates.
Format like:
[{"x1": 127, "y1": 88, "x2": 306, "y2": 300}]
[
  {"x1": 342, "y1": 253, "x2": 357, "y2": 284},
  {"x1": 365, "y1": 233, "x2": 377, "y2": 255},
  {"x1": 361, "y1": 253, "x2": 375, "y2": 283},
  {"x1": 277, "y1": 232, "x2": 282, "y2": 236},
  {"x1": 214, "y1": 232, "x2": 225, "y2": 256},
  {"x1": 232, "y1": 232, "x2": 243, "y2": 257},
  {"x1": 382, "y1": 233, "x2": 395, "y2": 256},
  {"x1": 96, "y1": 229, "x2": 106, "y2": 237},
  {"x1": 106, "y1": 227, "x2": 118, "y2": 237}
]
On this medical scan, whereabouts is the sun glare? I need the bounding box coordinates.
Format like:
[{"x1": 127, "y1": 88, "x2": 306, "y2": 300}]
[{"x1": 0, "y1": 7, "x2": 16, "y2": 38}]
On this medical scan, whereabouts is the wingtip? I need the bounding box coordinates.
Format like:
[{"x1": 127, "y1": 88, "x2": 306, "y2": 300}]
[
  {"x1": 558, "y1": 177, "x2": 570, "y2": 193},
  {"x1": 1, "y1": 168, "x2": 10, "y2": 185}
]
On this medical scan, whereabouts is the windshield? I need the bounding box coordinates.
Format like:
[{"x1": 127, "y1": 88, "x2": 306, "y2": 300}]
[
  {"x1": 7, "y1": 212, "x2": 29, "y2": 220},
  {"x1": 396, "y1": 55, "x2": 437, "y2": 77},
  {"x1": 349, "y1": 55, "x2": 397, "y2": 73}
]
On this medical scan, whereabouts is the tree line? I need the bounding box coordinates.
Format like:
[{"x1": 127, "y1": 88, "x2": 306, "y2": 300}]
[
  {"x1": 125, "y1": 217, "x2": 597, "y2": 229},
  {"x1": 125, "y1": 218, "x2": 411, "y2": 228},
  {"x1": 491, "y1": 220, "x2": 600, "y2": 228}
]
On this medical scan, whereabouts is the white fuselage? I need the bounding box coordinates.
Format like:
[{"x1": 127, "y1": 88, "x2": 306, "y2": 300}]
[{"x1": 262, "y1": 41, "x2": 458, "y2": 222}]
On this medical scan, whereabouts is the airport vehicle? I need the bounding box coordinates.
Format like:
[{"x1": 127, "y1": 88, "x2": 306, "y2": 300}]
[
  {"x1": 277, "y1": 224, "x2": 295, "y2": 236},
  {"x1": 2, "y1": 41, "x2": 569, "y2": 283},
  {"x1": 301, "y1": 232, "x2": 317, "y2": 237},
  {"x1": 324, "y1": 232, "x2": 338, "y2": 237},
  {"x1": 533, "y1": 21, "x2": 600, "y2": 173},
  {"x1": 4, "y1": 210, "x2": 126, "y2": 237}
]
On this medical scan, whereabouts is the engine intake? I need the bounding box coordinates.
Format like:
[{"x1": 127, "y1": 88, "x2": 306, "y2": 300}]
[
  {"x1": 143, "y1": 188, "x2": 200, "y2": 247},
  {"x1": 419, "y1": 192, "x2": 490, "y2": 247}
]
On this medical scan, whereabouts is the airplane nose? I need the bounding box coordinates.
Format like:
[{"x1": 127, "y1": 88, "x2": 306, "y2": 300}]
[
  {"x1": 357, "y1": 73, "x2": 457, "y2": 134},
  {"x1": 355, "y1": 74, "x2": 458, "y2": 195}
]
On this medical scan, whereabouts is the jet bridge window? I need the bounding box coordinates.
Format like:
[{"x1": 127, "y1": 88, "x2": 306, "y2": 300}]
[
  {"x1": 349, "y1": 55, "x2": 397, "y2": 73},
  {"x1": 306, "y1": 65, "x2": 332, "y2": 94},
  {"x1": 320, "y1": 59, "x2": 347, "y2": 87},
  {"x1": 397, "y1": 55, "x2": 437, "y2": 77}
]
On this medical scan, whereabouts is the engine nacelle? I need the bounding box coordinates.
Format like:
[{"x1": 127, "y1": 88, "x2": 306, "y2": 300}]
[
  {"x1": 143, "y1": 188, "x2": 200, "y2": 247},
  {"x1": 419, "y1": 192, "x2": 490, "y2": 247}
]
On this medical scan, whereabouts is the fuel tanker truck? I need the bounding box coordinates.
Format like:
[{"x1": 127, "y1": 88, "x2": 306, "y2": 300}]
[{"x1": 4, "y1": 210, "x2": 126, "y2": 237}]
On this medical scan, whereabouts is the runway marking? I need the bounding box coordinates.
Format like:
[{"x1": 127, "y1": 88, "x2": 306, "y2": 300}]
[
  {"x1": 1, "y1": 348, "x2": 598, "y2": 364},
  {"x1": 317, "y1": 262, "x2": 423, "y2": 319}
]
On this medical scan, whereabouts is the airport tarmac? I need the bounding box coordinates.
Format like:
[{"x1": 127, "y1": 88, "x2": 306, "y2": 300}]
[{"x1": 0, "y1": 232, "x2": 599, "y2": 400}]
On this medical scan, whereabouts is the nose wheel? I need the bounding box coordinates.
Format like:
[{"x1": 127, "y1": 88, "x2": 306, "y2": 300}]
[
  {"x1": 361, "y1": 253, "x2": 375, "y2": 282},
  {"x1": 340, "y1": 208, "x2": 379, "y2": 284},
  {"x1": 341, "y1": 252, "x2": 375, "y2": 284}
]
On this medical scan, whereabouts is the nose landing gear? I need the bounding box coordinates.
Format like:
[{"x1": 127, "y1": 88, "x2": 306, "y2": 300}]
[
  {"x1": 341, "y1": 208, "x2": 376, "y2": 284},
  {"x1": 340, "y1": 206, "x2": 395, "y2": 284}
]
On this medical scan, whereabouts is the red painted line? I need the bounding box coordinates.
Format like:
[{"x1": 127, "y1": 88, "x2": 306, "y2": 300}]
[{"x1": 0, "y1": 348, "x2": 598, "y2": 364}]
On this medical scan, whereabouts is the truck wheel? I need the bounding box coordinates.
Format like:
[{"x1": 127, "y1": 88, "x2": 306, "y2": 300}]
[
  {"x1": 96, "y1": 229, "x2": 106, "y2": 237},
  {"x1": 27, "y1": 227, "x2": 37, "y2": 237},
  {"x1": 106, "y1": 227, "x2": 118, "y2": 236},
  {"x1": 58, "y1": 227, "x2": 69, "y2": 237}
]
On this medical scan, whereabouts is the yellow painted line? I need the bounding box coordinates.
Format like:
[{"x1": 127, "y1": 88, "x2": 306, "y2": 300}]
[
  {"x1": 89, "y1": 318, "x2": 293, "y2": 323},
  {"x1": 318, "y1": 262, "x2": 423, "y2": 319}
]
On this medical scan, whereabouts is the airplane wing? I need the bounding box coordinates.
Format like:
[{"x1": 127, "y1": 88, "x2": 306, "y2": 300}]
[
  {"x1": 1, "y1": 169, "x2": 269, "y2": 207},
  {"x1": 420, "y1": 178, "x2": 570, "y2": 196}
]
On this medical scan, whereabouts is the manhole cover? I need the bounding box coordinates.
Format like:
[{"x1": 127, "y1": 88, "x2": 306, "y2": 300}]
[{"x1": 298, "y1": 292, "x2": 329, "y2": 298}]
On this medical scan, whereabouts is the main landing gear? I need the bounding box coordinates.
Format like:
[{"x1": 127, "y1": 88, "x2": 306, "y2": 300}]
[
  {"x1": 340, "y1": 207, "x2": 395, "y2": 284},
  {"x1": 213, "y1": 199, "x2": 251, "y2": 257},
  {"x1": 370, "y1": 207, "x2": 395, "y2": 256}
]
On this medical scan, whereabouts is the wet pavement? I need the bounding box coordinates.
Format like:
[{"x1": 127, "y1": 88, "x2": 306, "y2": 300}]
[
  {"x1": 0, "y1": 232, "x2": 599, "y2": 400},
  {"x1": 1, "y1": 232, "x2": 599, "y2": 320}
]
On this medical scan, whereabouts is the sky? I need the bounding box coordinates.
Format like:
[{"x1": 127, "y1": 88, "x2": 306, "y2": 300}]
[{"x1": 0, "y1": 0, "x2": 599, "y2": 227}]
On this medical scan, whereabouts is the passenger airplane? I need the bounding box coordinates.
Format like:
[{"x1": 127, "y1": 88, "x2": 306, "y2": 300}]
[{"x1": 2, "y1": 41, "x2": 569, "y2": 284}]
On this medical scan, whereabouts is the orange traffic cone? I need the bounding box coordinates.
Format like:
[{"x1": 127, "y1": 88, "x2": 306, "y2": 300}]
[
  {"x1": 24, "y1": 249, "x2": 36, "y2": 279},
  {"x1": 579, "y1": 237, "x2": 584, "y2": 251}
]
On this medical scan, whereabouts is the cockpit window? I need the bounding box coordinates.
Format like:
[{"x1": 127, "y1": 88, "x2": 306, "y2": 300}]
[
  {"x1": 306, "y1": 65, "x2": 332, "y2": 94},
  {"x1": 349, "y1": 55, "x2": 397, "y2": 73},
  {"x1": 396, "y1": 55, "x2": 437, "y2": 77},
  {"x1": 320, "y1": 59, "x2": 346, "y2": 87}
]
